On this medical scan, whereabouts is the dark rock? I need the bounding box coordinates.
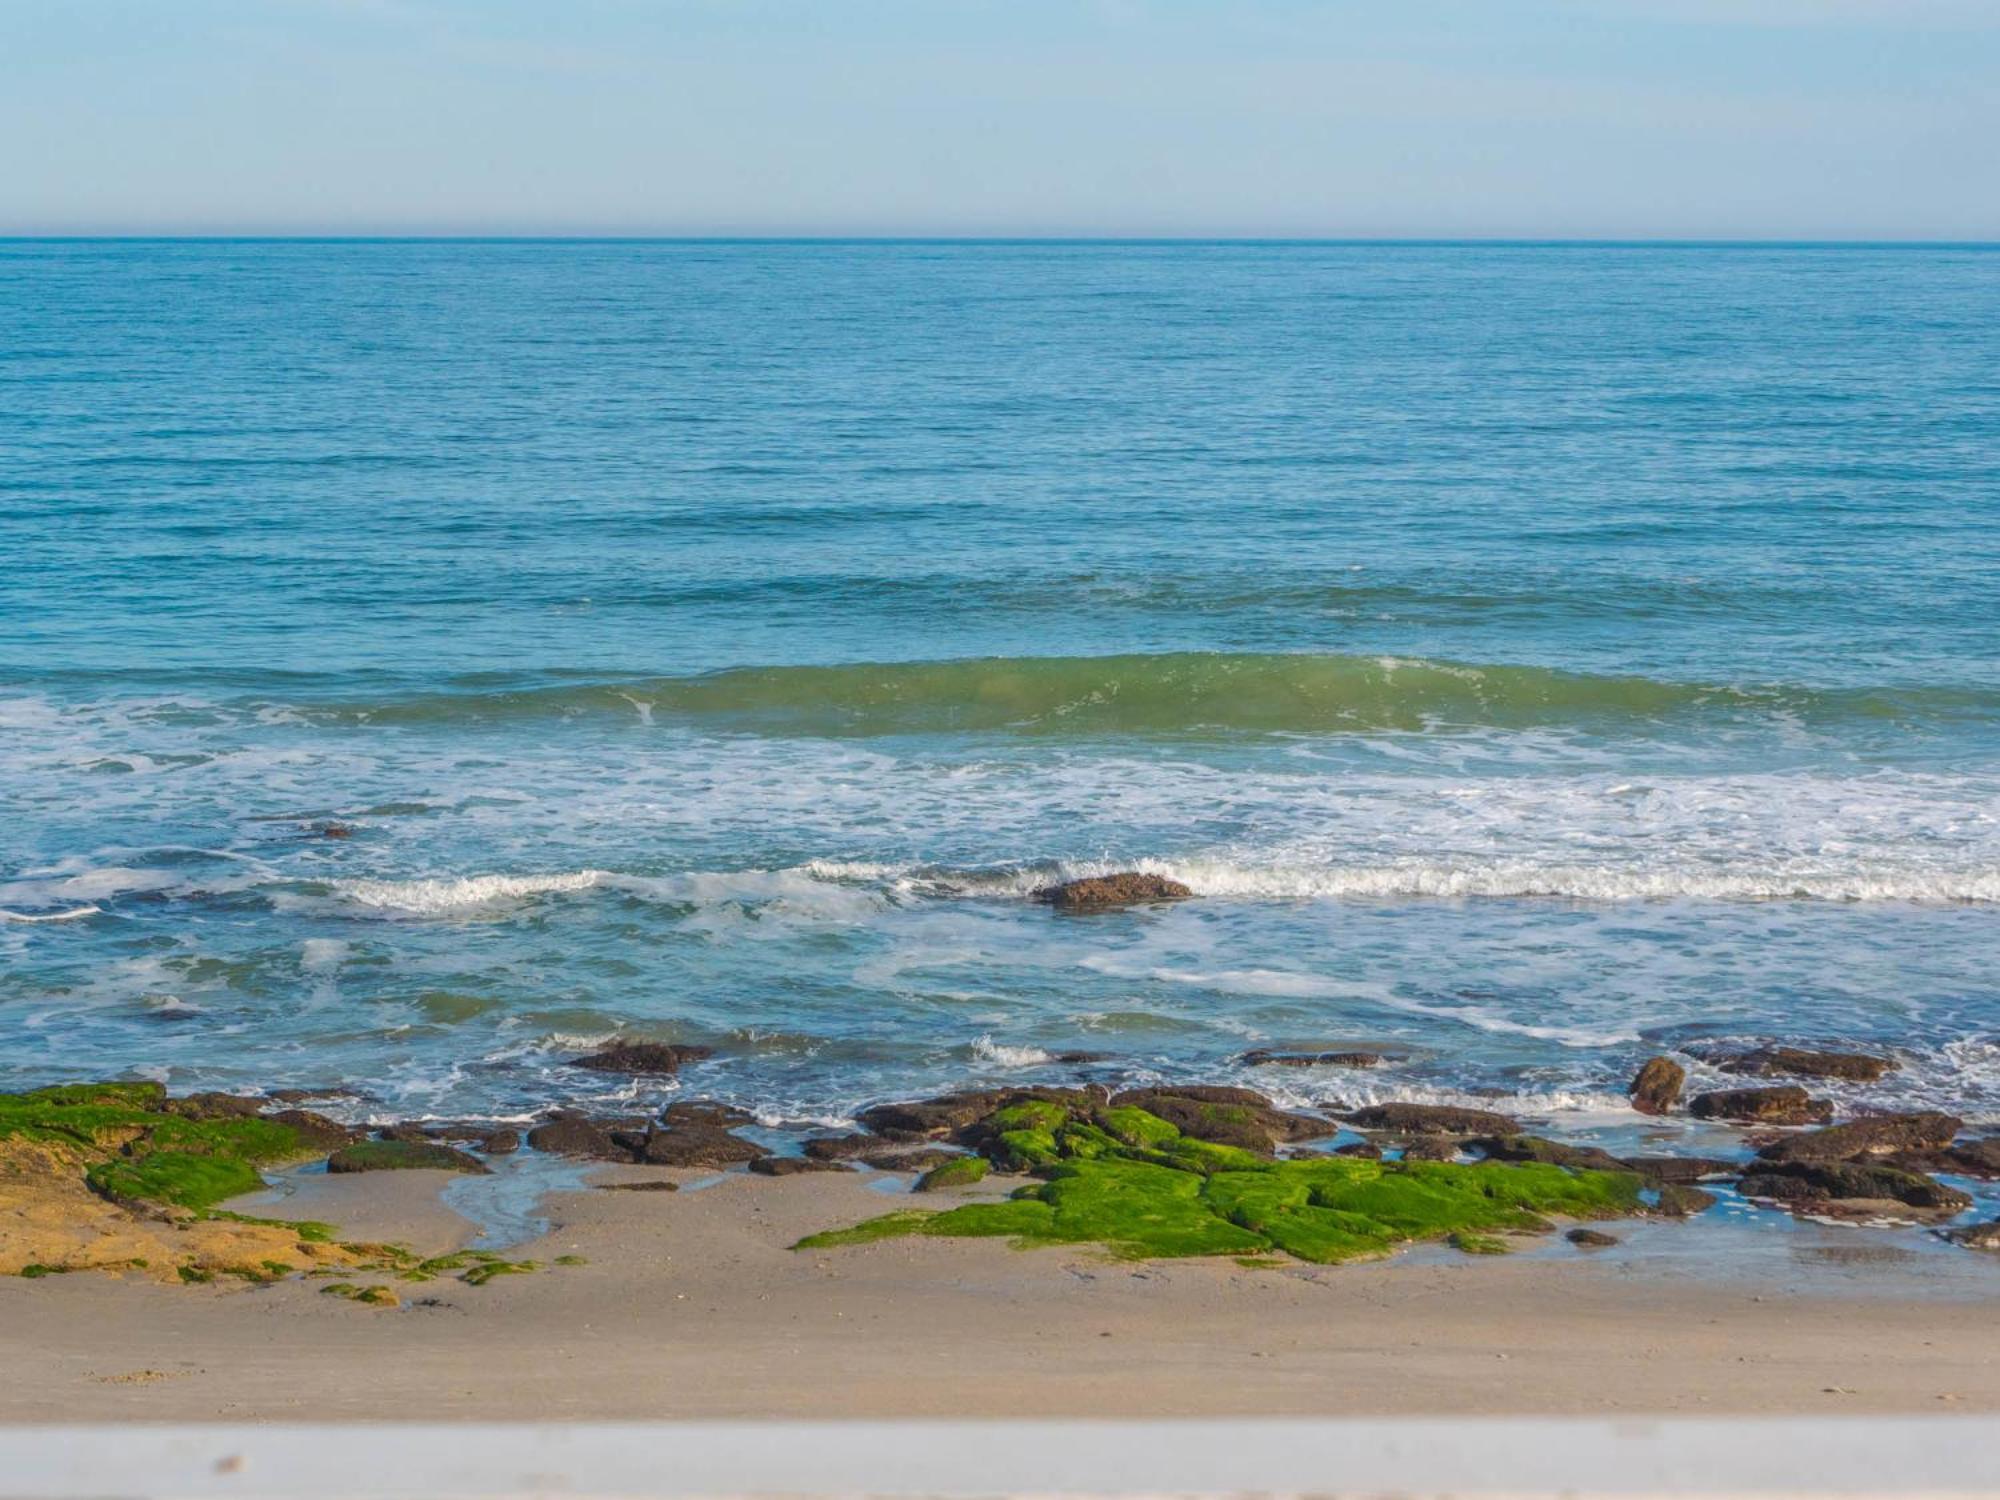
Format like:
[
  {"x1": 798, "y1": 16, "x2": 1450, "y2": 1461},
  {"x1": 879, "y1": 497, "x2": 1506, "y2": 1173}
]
[
  {"x1": 1052, "y1": 1051, "x2": 1113, "y2": 1064},
  {"x1": 1340, "y1": 1103, "x2": 1521, "y2": 1136},
  {"x1": 1755, "y1": 1112, "x2": 1964, "y2": 1164},
  {"x1": 1943, "y1": 1220, "x2": 2000, "y2": 1249},
  {"x1": 161, "y1": 1092, "x2": 268, "y2": 1121},
  {"x1": 1687, "y1": 1086, "x2": 1833, "y2": 1126},
  {"x1": 1718, "y1": 1047, "x2": 1898, "y2": 1083},
  {"x1": 481, "y1": 1128, "x2": 521, "y2": 1155},
  {"x1": 637, "y1": 1126, "x2": 769, "y2": 1168},
  {"x1": 1738, "y1": 1161, "x2": 1974, "y2": 1214},
  {"x1": 263, "y1": 1108, "x2": 357, "y2": 1151},
  {"x1": 327, "y1": 1139, "x2": 488, "y2": 1175},
  {"x1": 1566, "y1": 1228, "x2": 1620, "y2": 1248},
  {"x1": 1032, "y1": 873, "x2": 1193, "y2": 910},
  {"x1": 1241, "y1": 1049, "x2": 1386, "y2": 1069},
  {"x1": 748, "y1": 1156, "x2": 848, "y2": 1176},
  {"x1": 316, "y1": 823, "x2": 355, "y2": 838},
  {"x1": 1627, "y1": 1056, "x2": 1685, "y2": 1116},
  {"x1": 1623, "y1": 1156, "x2": 1736, "y2": 1185},
  {"x1": 1652, "y1": 1184, "x2": 1718, "y2": 1217},
  {"x1": 595, "y1": 1180, "x2": 679, "y2": 1192},
  {"x1": 1399, "y1": 1139, "x2": 1460, "y2": 1162},
  {"x1": 568, "y1": 1041, "x2": 715, "y2": 1076},
  {"x1": 1886, "y1": 1139, "x2": 2000, "y2": 1179},
  {"x1": 375, "y1": 1123, "x2": 434, "y2": 1144},
  {"x1": 661, "y1": 1100, "x2": 755, "y2": 1129},
  {"x1": 1332, "y1": 1140, "x2": 1383, "y2": 1160},
  {"x1": 526, "y1": 1114, "x2": 633, "y2": 1162},
  {"x1": 802, "y1": 1134, "x2": 878, "y2": 1161}
]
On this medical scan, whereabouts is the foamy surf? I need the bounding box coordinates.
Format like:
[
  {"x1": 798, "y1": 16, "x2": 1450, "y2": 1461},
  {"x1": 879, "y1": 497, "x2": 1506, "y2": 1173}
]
[
  {"x1": 0, "y1": 905, "x2": 101, "y2": 923},
  {"x1": 328, "y1": 871, "x2": 609, "y2": 914}
]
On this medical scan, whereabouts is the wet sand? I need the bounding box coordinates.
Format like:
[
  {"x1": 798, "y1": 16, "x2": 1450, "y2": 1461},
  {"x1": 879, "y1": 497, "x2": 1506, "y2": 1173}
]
[{"x1": 5, "y1": 1165, "x2": 2000, "y2": 1422}]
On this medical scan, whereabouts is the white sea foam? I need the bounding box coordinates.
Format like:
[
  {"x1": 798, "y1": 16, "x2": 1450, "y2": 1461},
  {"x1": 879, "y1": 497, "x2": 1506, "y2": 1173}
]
[
  {"x1": 848, "y1": 855, "x2": 2000, "y2": 906},
  {"x1": 330, "y1": 870, "x2": 607, "y2": 914},
  {"x1": 0, "y1": 905, "x2": 101, "y2": 923},
  {"x1": 970, "y1": 1036, "x2": 1056, "y2": 1067}
]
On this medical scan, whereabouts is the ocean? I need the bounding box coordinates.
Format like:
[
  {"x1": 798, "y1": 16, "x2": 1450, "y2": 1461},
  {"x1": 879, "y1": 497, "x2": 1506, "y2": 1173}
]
[{"x1": 3, "y1": 239, "x2": 1997, "y2": 1145}]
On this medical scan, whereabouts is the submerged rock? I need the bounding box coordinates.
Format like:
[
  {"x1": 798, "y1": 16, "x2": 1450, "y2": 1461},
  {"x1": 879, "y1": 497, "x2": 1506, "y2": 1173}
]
[
  {"x1": 1340, "y1": 1103, "x2": 1521, "y2": 1137},
  {"x1": 1240, "y1": 1049, "x2": 1386, "y2": 1069},
  {"x1": 1718, "y1": 1047, "x2": 1898, "y2": 1083},
  {"x1": 567, "y1": 1041, "x2": 715, "y2": 1076},
  {"x1": 1943, "y1": 1220, "x2": 2000, "y2": 1250},
  {"x1": 1651, "y1": 1184, "x2": 1718, "y2": 1218},
  {"x1": 1032, "y1": 873, "x2": 1193, "y2": 910},
  {"x1": 327, "y1": 1139, "x2": 488, "y2": 1175},
  {"x1": 1755, "y1": 1111, "x2": 1963, "y2": 1164},
  {"x1": 1687, "y1": 1086, "x2": 1833, "y2": 1126},
  {"x1": 1627, "y1": 1057, "x2": 1685, "y2": 1116}
]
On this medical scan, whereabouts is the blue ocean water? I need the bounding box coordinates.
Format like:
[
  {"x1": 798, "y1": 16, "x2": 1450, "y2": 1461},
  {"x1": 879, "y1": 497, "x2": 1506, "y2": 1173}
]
[{"x1": 2, "y1": 239, "x2": 1997, "y2": 1140}]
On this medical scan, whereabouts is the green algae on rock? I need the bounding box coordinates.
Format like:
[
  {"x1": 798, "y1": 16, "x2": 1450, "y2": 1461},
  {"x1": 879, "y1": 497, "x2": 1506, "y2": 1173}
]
[
  {"x1": 795, "y1": 1099, "x2": 1640, "y2": 1264},
  {"x1": 914, "y1": 1155, "x2": 989, "y2": 1191}
]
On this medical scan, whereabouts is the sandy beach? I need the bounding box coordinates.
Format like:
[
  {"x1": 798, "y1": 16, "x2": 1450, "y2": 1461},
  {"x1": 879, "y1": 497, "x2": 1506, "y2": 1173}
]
[{"x1": 7, "y1": 1164, "x2": 1999, "y2": 1424}]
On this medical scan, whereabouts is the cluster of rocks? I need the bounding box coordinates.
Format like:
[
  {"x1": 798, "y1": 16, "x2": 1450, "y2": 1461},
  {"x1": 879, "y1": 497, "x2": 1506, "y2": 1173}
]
[{"x1": 1620, "y1": 1048, "x2": 1998, "y2": 1230}]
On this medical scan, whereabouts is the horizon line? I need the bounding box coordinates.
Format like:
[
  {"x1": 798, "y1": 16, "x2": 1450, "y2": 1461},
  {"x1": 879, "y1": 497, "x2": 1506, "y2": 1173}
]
[{"x1": 3, "y1": 234, "x2": 1998, "y2": 248}]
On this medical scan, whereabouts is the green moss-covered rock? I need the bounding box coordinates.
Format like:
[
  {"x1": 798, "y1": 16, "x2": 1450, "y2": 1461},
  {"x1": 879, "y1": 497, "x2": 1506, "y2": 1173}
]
[
  {"x1": 796, "y1": 1098, "x2": 1642, "y2": 1265},
  {"x1": 326, "y1": 1139, "x2": 489, "y2": 1175},
  {"x1": 914, "y1": 1156, "x2": 989, "y2": 1191}
]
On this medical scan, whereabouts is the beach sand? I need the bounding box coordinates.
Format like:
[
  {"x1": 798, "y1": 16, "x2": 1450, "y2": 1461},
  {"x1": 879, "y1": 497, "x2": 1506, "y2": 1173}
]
[{"x1": 5, "y1": 1166, "x2": 1999, "y2": 1422}]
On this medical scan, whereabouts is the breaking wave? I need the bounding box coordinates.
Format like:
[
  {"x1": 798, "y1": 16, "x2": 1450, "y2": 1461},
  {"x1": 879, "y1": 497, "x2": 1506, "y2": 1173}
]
[{"x1": 275, "y1": 652, "x2": 1997, "y2": 738}]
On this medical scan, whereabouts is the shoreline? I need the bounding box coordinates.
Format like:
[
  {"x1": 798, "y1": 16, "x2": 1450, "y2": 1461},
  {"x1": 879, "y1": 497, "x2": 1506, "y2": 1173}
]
[{"x1": 6, "y1": 1165, "x2": 2000, "y2": 1422}]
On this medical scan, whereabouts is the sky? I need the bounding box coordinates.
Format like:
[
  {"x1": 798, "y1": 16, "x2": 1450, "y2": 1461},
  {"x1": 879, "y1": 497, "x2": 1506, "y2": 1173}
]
[{"x1": 3, "y1": 0, "x2": 1996, "y2": 238}]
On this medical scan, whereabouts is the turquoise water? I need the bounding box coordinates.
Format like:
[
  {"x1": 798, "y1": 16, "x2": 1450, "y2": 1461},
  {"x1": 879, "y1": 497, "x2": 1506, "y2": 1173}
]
[{"x1": 3, "y1": 240, "x2": 1998, "y2": 1137}]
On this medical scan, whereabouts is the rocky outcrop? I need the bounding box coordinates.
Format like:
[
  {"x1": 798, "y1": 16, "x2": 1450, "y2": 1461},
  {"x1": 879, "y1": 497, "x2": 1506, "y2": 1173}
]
[
  {"x1": 1567, "y1": 1228, "x2": 1620, "y2": 1248},
  {"x1": 1754, "y1": 1112, "x2": 1963, "y2": 1164},
  {"x1": 1944, "y1": 1220, "x2": 2000, "y2": 1250},
  {"x1": 1340, "y1": 1103, "x2": 1521, "y2": 1136},
  {"x1": 1687, "y1": 1086, "x2": 1832, "y2": 1126},
  {"x1": 1718, "y1": 1047, "x2": 1898, "y2": 1083},
  {"x1": 1737, "y1": 1161, "x2": 1973, "y2": 1215},
  {"x1": 1885, "y1": 1139, "x2": 2000, "y2": 1179},
  {"x1": 914, "y1": 1156, "x2": 990, "y2": 1191},
  {"x1": 567, "y1": 1041, "x2": 715, "y2": 1076},
  {"x1": 1627, "y1": 1057, "x2": 1685, "y2": 1116},
  {"x1": 1032, "y1": 873, "x2": 1193, "y2": 910}
]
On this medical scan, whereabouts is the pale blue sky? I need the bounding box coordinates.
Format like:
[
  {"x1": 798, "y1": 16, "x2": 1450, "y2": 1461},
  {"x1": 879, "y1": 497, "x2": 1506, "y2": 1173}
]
[{"x1": 4, "y1": 0, "x2": 1995, "y2": 237}]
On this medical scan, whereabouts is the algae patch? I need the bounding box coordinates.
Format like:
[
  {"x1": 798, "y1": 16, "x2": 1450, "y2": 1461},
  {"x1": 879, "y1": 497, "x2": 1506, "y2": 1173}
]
[{"x1": 795, "y1": 1101, "x2": 1639, "y2": 1264}]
